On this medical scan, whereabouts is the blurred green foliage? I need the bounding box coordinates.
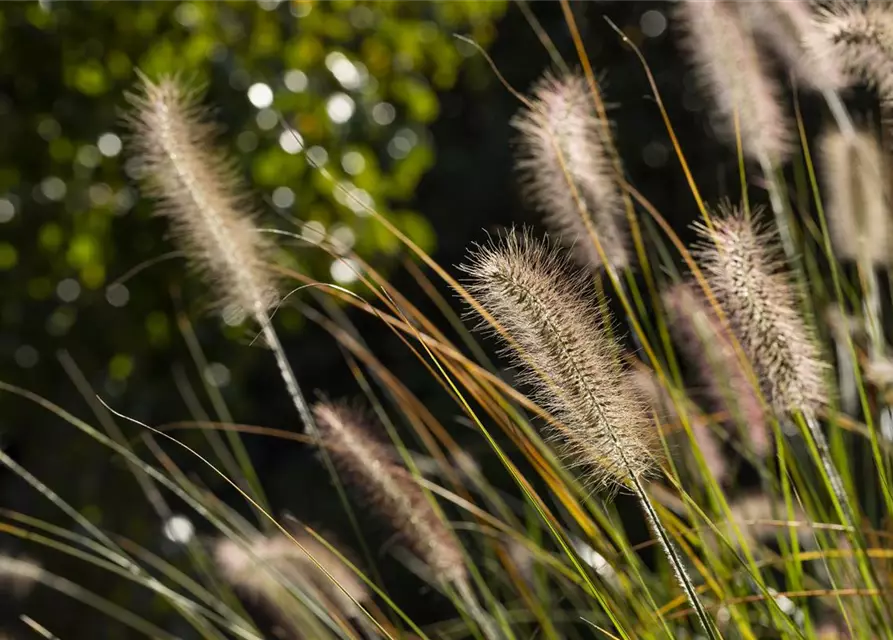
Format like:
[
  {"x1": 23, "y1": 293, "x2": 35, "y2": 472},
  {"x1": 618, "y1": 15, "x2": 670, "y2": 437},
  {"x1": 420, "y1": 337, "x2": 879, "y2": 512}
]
[{"x1": 0, "y1": 0, "x2": 505, "y2": 380}]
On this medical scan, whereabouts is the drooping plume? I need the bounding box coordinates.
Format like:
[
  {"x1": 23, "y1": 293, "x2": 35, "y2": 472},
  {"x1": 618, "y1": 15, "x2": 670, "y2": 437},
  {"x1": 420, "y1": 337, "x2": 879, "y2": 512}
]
[
  {"x1": 215, "y1": 530, "x2": 368, "y2": 623},
  {"x1": 733, "y1": 0, "x2": 847, "y2": 92},
  {"x1": 125, "y1": 75, "x2": 278, "y2": 315},
  {"x1": 662, "y1": 282, "x2": 770, "y2": 457},
  {"x1": 512, "y1": 72, "x2": 629, "y2": 271},
  {"x1": 676, "y1": 0, "x2": 792, "y2": 163},
  {"x1": 313, "y1": 401, "x2": 467, "y2": 586},
  {"x1": 820, "y1": 128, "x2": 890, "y2": 265},
  {"x1": 463, "y1": 231, "x2": 657, "y2": 490},
  {"x1": 694, "y1": 205, "x2": 829, "y2": 416}
]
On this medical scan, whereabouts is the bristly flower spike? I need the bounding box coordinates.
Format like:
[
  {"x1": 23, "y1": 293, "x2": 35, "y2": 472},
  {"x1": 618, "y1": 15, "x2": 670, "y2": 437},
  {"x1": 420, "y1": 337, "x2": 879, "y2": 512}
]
[
  {"x1": 676, "y1": 0, "x2": 792, "y2": 164},
  {"x1": 694, "y1": 205, "x2": 870, "y2": 573},
  {"x1": 312, "y1": 401, "x2": 467, "y2": 586},
  {"x1": 312, "y1": 401, "x2": 502, "y2": 637},
  {"x1": 815, "y1": 1, "x2": 893, "y2": 99},
  {"x1": 815, "y1": 2, "x2": 893, "y2": 149},
  {"x1": 733, "y1": 0, "x2": 857, "y2": 136},
  {"x1": 820, "y1": 127, "x2": 890, "y2": 266},
  {"x1": 464, "y1": 231, "x2": 654, "y2": 490},
  {"x1": 125, "y1": 74, "x2": 317, "y2": 437},
  {"x1": 464, "y1": 230, "x2": 719, "y2": 638},
  {"x1": 215, "y1": 531, "x2": 369, "y2": 625},
  {"x1": 512, "y1": 72, "x2": 629, "y2": 272},
  {"x1": 693, "y1": 205, "x2": 829, "y2": 417},
  {"x1": 125, "y1": 75, "x2": 277, "y2": 316}
]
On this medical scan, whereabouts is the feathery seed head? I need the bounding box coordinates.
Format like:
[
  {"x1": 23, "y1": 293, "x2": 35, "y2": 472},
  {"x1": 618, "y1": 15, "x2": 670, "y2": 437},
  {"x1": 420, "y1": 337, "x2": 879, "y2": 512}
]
[
  {"x1": 733, "y1": 0, "x2": 848, "y2": 92},
  {"x1": 125, "y1": 75, "x2": 278, "y2": 316},
  {"x1": 694, "y1": 205, "x2": 830, "y2": 416},
  {"x1": 820, "y1": 127, "x2": 890, "y2": 264},
  {"x1": 215, "y1": 532, "x2": 366, "y2": 623},
  {"x1": 676, "y1": 0, "x2": 792, "y2": 163},
  {"x1": 462, "y1": 230, "x2": 658, "y2": 491},
  {"x1": 816, "y1": 1, "x2": 893, "y2": 98},
  {"x1": 313, "y1": 401, "x2": 467, "y2": 585},
  {"x1": 662, "y1": 282, "x2": 770, "y2": 457},
  {"x1": 511, "y1": 72, "x2": 629, "y2": 271},
  {"x1": 215, "y1": 532, "x2": 368, "y2": 620}
]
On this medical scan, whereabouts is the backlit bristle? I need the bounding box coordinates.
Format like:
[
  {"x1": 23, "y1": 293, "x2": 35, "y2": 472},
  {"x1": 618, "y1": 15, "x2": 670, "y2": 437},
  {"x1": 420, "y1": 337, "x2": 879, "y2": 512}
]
[
  {"x1": 512, "y1": 72, "x2": 629, "y2": 271},
  {"x1": 463, "y1": 230, "x2": 657, "y2": 491},
  {"x1": 819, "y1": 127, "x2": 890, "y2": 265},
  {"x1": 313, "y1": 401, "x2": 467, "y2": 586},
  {"x1": 676, "y1": 0, "x2": 792, "y2": 163},
  {"x1": 694, "y1": 205, "x2": 830, "y2": 416}
]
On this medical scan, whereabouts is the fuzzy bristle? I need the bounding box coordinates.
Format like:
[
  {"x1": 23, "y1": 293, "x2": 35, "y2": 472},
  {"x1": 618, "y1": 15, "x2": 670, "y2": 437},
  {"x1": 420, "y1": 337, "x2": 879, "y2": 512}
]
[
  {"x1": 125, "y1": 75, "x2": 278, "y2": 316},
  {"x1": 694, "y1": 205, "x2": 829, "y2": 416},
  {"x1": 676, "y1": 0, "x2": 792, "y2": 163},
  {"x1": 663, "y1": 282, "x2": 770, "y2": 457},
  {"x1": 463, "y1": 230, "x2": 657, "y2": 491},
  {"x1": 733, "y1": 0, "x2": 847, "y2": 92},
  {"x1": 214, "y1": 531, "x2": 367, "y2": 622},
  {"x1": 313, "y1": 401, "x2": 467, "y2": 585},
  {"x1": 820, "y1": 128, "x2": 890, "y2": 264},
  {"x1": 511, "y1": 72, "x2": 628, "y2": 271}
]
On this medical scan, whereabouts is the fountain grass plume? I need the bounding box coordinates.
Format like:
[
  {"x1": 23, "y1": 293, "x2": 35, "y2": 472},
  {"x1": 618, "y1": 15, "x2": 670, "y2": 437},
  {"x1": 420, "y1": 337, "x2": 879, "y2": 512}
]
[
  {"x1": 311, "y1": 401, "x2": 506, "y2": 638},
  {"x1": 463, "y1": 230, "x2": 655, "y2": 491},
  {"x1": 464, "y1": 230, "x2": 719, "y2": 638},
  {"x1": 816, "y1": 1, "x2": 893, "y2": 98},
  {"x1": 816, "y1": 1, "x2": 893, "y2": 147},
  {"x1": 676, "y1": 0, "x2": 792, "y2": 164},
  {"x1": 734, "y1": 0, "x2": 847, "y2": 93},
  {"x1": 511, "y1": 71, "x2": 628, "y2": 271},
  {"x1": 214, "y1": 531, "x2": 369, "y2": 621},
  {"x1": 691, "y1": 205, "x2": 874, "y2": 593},
  {"x1": 312, "y1": 400, "x2": 467, "y2": 587},
  {"x1": 125, "y1": 74, "x2": 317, "y2": 437},
  {"x1": 820, "y1": 127, "x2": 890, "y2": 265},
  {"x1": 124, "y1": 75, "x2": 278, "y2": 316},
  {"x1": 693, "y1": 205, "x2": 829, "y2": 417}
]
